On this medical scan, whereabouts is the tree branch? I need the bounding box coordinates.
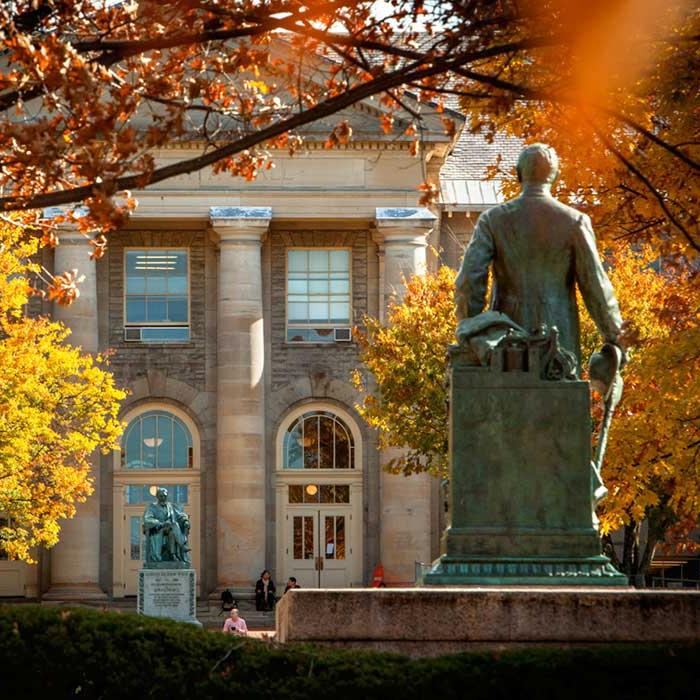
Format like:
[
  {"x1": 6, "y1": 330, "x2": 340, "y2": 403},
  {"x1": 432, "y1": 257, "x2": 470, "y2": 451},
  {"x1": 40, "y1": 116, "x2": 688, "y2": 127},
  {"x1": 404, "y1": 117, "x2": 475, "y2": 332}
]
[{"x1": 0, "y1": 36, "x2": 560, "y2": 213}]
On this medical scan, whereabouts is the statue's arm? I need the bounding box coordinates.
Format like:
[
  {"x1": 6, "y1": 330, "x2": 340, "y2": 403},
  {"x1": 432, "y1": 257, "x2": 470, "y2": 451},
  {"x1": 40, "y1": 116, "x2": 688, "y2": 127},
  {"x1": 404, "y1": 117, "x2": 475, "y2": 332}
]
[
  {"x1": 573, "y1": 214, "x2": 623, "y2": 344},
  {"x1": 142, "y1": 507, "x2": 161, "y2": 532},
  {"x1": 454, "y1": 213, "x2": 495, "y2": 322}
]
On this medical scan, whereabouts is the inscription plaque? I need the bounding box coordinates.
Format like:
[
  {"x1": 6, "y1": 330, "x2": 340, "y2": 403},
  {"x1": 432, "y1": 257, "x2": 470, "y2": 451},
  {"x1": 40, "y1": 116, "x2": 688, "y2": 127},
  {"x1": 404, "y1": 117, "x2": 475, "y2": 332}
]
[{"x1": 138, "y1": 568, "x2": 200, "y2": 625}]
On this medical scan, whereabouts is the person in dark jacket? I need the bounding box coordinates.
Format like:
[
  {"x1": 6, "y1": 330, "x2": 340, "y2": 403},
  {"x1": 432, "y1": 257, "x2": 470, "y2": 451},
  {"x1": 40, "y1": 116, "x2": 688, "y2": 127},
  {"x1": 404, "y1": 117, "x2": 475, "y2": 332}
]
[
  {"x1": 255, "y1": 569, "x2": 276, "y2": 611},
  {"x1": 283, "y1": 576, "x2": 301, "y2": 594}
]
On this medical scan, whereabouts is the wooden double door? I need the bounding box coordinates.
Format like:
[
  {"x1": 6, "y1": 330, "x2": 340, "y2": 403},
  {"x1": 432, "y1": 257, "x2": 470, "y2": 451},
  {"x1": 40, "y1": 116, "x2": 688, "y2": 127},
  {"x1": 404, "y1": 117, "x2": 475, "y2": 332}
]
[{"x1": 284, "y1": 506, "x2": 353, "y2": 588}]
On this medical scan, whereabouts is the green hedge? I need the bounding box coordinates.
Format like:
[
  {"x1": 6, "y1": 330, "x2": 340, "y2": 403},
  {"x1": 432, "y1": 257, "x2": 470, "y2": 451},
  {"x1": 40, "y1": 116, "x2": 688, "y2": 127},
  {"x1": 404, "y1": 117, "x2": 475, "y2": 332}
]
[{"x1": 1, "y1": 604, "x2": 698, "y2": 699}]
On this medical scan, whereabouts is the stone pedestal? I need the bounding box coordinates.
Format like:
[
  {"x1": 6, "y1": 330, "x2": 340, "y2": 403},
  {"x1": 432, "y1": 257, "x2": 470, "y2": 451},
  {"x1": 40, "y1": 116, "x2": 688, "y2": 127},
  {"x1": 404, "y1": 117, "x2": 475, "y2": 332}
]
[
  {"x1": 425, "y1": 345, "x2": 627, "y2": 585},
  {"x1": 138, "y1": 567, "x2": 201, "y2": 626},
  {"x1": 276, "y1": 588, "x2": 700, "y2": 656}
]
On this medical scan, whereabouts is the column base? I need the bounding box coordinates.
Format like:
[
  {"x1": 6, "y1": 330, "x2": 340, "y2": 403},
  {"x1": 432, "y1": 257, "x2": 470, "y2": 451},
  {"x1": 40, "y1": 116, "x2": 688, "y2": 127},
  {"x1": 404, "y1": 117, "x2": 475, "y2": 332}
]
[
  {"x1": 423, "y1": 554, "x2": 628, "y2": 586},
  {"x1": 42, "y1": 583, "x2": 108, "y2": 601}
]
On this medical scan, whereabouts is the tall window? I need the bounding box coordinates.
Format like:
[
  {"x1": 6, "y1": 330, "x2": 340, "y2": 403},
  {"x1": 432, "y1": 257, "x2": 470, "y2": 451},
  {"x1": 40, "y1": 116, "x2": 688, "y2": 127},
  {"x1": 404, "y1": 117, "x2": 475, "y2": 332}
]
[
  {"x1": 283, "y1": 411, "x2": 354, "y2": 469},
  {"x1": 124, "y1": 249, "x2": 189, "y2": 342},
  {"x1": 286, "y1": 248, "x2": 351, "y2": 343},
  {"x1": 121, "y1": 410, "x2": 193, "y2": 469}
]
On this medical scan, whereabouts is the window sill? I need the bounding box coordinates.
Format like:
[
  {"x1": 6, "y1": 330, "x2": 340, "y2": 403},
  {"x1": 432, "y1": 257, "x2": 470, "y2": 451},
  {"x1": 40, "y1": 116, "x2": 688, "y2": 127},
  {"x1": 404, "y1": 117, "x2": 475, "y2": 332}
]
[
  {"x1": 283, "y1": 341, "x2": 355, "y2": 347},
  {"x1": 118, "y1": 342, "x2": 195, "y2": 349}
]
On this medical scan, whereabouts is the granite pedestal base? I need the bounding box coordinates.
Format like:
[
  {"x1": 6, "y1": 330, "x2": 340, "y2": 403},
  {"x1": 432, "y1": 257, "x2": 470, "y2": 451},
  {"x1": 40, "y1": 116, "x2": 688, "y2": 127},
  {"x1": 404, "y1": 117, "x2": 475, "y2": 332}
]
[
  {"x1": 425, "y1": 348, "x2": 627, "y2": 586},
  {"x1": 137, "y1": 567, "x2": 201, "y2": 626},
  {"x1": 276, "y1": 588, "x2": 700, "y2": 657}
]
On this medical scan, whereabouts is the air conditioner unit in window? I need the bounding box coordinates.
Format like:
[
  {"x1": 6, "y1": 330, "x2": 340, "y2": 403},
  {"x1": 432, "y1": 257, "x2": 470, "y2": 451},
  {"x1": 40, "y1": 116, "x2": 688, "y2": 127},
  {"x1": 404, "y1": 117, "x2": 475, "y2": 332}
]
[
  {"x1": 334, "y1": 327, "x2": 352, "y2": 342},
  {"x1": 124, "y1": 327, "x2": 142, "y2": 341},
  {"x1": 123, "y1": 327, "x2": 190, "y2": 342}
]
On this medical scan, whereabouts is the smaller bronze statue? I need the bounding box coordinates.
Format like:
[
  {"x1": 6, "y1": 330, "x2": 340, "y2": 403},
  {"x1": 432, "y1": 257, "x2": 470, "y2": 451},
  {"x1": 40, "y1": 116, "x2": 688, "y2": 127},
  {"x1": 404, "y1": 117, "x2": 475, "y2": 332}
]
[{"x1": 142, "y1": 487, "x2": 191, "y2": 565}]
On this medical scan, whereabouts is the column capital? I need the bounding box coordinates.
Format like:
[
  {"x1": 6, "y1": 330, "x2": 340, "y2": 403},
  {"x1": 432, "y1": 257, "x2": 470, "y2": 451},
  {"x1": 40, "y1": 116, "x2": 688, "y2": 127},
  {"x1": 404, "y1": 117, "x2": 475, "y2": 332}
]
[
  {"x1": 209, "y1": 206, "x2": 272, "y2": 245},
  {"x1": 373, "y1": 207, "x2": 437, "y2": 247}
]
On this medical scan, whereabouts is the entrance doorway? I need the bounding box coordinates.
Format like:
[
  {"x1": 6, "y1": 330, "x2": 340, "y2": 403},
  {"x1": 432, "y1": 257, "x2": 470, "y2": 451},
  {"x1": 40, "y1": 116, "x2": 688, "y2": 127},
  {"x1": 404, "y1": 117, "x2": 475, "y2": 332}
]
[
  {"x1": 112, "y1": 405, "x2": 201, "y2": 597},
  {"x1": 117, "y1": 484, "x2": 197, "y2": 596},
  {"x1": 276, "y1": 406, "x2": 363, "y2": 588},
  {"x1": 285, "y1": 506, "x2": 353, "y2": 588}
]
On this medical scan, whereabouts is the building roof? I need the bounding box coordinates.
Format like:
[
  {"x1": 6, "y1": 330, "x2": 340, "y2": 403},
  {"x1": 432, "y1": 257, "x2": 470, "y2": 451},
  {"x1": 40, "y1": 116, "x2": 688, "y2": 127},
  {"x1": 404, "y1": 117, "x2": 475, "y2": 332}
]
[{"x1": 439, "y1": 128, "x2": 522, "y2": 209}]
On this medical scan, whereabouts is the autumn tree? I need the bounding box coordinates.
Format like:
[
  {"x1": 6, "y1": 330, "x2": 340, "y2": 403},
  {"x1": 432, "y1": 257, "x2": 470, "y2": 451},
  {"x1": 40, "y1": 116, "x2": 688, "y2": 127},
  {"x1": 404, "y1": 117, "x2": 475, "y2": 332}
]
[
  {"x1": 353, "y1": 265, "x2": 456, "y2": 476},
  {"x1": 0, "y1": 222, "x2": 125, "y2": 562},
  {"x1": 0, "y1": 1, "x2": 696, "y2": 263},
  {"x1": 354, "y1": 247, "x2": 699, "y2": 580},
  {"x1": 580, "y1": 246, "x2": 700, "y2": 582}
]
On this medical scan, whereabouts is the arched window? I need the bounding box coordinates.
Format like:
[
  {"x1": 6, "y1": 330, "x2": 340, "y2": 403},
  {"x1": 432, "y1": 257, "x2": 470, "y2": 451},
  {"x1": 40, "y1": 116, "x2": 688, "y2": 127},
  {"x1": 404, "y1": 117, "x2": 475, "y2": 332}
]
[
  {"x1": 121, "y1": 410, "x2": 193, "y2": 469},
  {"x1": 283, "y1": 411, "x2": 354, "y2": 469}
]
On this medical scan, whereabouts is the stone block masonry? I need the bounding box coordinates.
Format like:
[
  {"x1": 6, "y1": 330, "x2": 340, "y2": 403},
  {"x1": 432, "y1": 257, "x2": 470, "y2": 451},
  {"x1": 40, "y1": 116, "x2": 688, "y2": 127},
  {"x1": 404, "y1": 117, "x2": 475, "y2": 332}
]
[{"x1": 276, "y1": 588, "x2": 700, "y2": 657}]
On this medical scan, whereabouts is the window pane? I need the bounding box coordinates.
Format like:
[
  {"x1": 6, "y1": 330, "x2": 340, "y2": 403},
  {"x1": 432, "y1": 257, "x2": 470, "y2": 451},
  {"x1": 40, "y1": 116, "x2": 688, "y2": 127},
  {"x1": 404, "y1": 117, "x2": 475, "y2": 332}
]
[
  {"x1": 308, "y1": 302, "x2": 328, "y2": 322},
  {"x1": 335, "y1": 485, "x2": 350, "y2": 503},
  {"x1": 288, "y1": 302, "x2": 307, "y2": 321},
  {"x1": 309, "y1": 279, "x2": 329, "y2": 294},
  {"x1": 303, "y1": 417, "x2": 319, "y2": 469},
  {"x1": 140, "y1": 327, "x2": 190, "y2": 342},
  {"x1": 124, "y1": 422, "x2": 142, "y2": 468},
  {"x1": 309, "y1": 249, "x2": 328, "y2": 272},
  {"x1": 168, "y1": 298, "x2": 188, "y2": 323},
  {"x1": 303, "y1": 516, "x2": 314, "y2": 559},
  {"x1": 288, "y1": 485, "x2": 303, "y2": 503},
  {"x1": 146, "y1": 268, "x2": 168, "y2": 294},
  {"x1": 318, "y1": 416, "x2": 335, "y2": 468},
  {"x1": 155, "y1": 414, "x2": 173, "y2": 468},
  {"x1": 335, "y1": 516, "x2": 345, "y2": 559},
  {"x1": 303, "y1": 484, "x2": 320, "y2": 503},
  {"x1": 329, "y1": 302, "x2": 350, "y2": 324},
  {"x1": 130, "y1": 516, "x2": 141, "y2": 560},
  {"x1": 146, "y1": 297, "x2": 168, "y2": 322},
  {"x1": 334, "y1": 421, "x2": 350, "y2": 469},
  {"x1": 288, "y1": 250, "x2": 307, "y2": 272},
  {"x1": 126, "y1": 297, "x2": 147, "y2": 323},
  {"x1": 123, "y1": 412, "x2": 192, "y2": 470},
  {"x1": 325, "y1": 516, "x2": 335, "y2": 560},
  {"x1": 172, "y1": 422, "x2": 189, "y2": 468},
  {"x1": 286, "y1": 328, "x2": 309, "y2": 342},
  {"x1": 167, "y1": 274, "x2": 187, "y2": 295},
  {"x1": 125, "y1": 484, "x2": 188, "y2": 505},
  {"x1": 330, "y1": 249, "x2": 349, "y2": 271},
  {"x1": 170, "y1": 251, "x2": 187, "y2": 273},
  {"x1": 126, "y1": 274, "x2": 146, "y2": 294},
  {"x1": 284, "y1": 424, "x2": 304, "y2": 468},
  {"x1": 293, "y1": 517, "x2": 303, "y2": 559},
  {"x1": 329, "y1": 279, "x2": 349, "y2": 294},
  {"x1": 320, "y1": 484, "x2": 334, "y2": 503},
  {"x1": 288, "y1": 279, "x2": 307, "y2": 294}
]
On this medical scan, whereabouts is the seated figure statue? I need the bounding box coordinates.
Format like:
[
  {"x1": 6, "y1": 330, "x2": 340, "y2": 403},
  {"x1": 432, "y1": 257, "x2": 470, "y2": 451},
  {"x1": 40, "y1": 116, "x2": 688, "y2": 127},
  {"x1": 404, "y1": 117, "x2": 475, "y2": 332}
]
[{"x1": 142, "y1": 487, "x2": 191, "y2": 565}]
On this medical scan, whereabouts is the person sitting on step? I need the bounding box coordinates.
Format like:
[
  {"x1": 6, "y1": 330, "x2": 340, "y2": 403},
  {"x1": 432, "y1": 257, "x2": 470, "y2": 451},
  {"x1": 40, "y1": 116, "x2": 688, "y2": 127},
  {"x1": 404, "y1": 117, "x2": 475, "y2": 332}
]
[{"x1": 254, "y1": 569, "x2": 276, "y2": 611}]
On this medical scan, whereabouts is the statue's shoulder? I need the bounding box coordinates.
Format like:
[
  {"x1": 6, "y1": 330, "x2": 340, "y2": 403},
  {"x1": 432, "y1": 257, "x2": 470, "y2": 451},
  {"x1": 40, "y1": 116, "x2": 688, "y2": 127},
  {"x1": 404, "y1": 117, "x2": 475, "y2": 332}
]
[{"x1": 547, "y1": 196, "x2": 589, "y2": 223}]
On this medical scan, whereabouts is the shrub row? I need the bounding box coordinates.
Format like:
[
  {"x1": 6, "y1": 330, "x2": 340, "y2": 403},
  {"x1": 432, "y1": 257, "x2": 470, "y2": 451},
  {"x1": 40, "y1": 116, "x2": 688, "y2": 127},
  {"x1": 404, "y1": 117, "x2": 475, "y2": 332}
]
[{"x1": 1, "y1": 604, "x2": 699, "y2": 699}]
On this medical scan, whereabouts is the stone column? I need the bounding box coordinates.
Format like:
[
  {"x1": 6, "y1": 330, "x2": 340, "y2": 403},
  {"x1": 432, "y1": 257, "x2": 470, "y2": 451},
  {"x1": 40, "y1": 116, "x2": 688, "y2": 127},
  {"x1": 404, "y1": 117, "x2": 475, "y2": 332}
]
[
  {"x1": 210, "y1": 207, "x2": 270, "y2": 588},
  {"x1": 45, "y1": 220, "x2": 104, "y2": 599},
  {"x1": 374, "y1": 207, "x2": 437, "y2": 584}
]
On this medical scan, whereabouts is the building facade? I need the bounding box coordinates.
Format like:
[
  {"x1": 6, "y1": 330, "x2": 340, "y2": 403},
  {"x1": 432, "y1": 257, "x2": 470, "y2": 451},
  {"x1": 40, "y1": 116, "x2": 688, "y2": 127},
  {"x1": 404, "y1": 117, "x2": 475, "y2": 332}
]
[{"x1": 0, "y1": 99, "x2": 519, "y2": 599}]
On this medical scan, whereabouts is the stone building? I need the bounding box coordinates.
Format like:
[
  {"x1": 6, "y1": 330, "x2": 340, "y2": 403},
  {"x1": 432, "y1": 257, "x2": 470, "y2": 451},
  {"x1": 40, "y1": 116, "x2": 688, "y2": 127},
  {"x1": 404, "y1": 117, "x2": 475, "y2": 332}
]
[{"x1": 0, "y1": 96, "x2": 517, "y2": 600}]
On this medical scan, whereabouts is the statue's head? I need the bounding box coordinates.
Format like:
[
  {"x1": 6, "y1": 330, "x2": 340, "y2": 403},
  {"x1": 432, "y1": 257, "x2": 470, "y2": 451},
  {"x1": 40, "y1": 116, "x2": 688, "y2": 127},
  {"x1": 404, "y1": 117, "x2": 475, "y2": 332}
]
[
  {"x1": 516, "y1": 143, "x2": 559, "y2": 185},
  {"x1": 156, "y1": 487, "x2": 168, "y2": 504}
]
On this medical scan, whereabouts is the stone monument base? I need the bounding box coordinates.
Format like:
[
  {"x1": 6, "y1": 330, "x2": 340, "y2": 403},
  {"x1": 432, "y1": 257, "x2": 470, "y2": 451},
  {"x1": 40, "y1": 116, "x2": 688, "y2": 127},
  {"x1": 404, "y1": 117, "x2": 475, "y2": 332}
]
[
  {"x1": 276, "y1": 588, "x2": 700, "y2": 657},
  {"x1": 425, "y1": 553, "x2": 627, "y2": 586},
  {"x1": 138, "y1": 568, "x2": 201, "y2": 626}
]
